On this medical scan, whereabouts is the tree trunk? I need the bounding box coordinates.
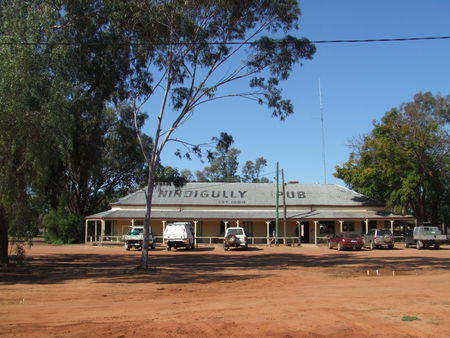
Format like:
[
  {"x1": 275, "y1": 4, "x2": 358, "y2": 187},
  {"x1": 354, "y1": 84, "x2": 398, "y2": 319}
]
[
  {"x1": 141, "y1": 166, "x2": 156, "y2": 270},
  {"x1": 414, "y1": 194, "x2": 426, "y2": 226},
  {"x1": 0, "y1": 204, "x2": 9, "y2": 266}
]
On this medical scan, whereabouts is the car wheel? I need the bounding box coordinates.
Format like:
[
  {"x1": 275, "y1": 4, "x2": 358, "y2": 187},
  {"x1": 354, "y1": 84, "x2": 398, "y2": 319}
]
[
  {"x1": 243, "y1": 244, "x2": 248, "y2": 250},
  {"x1": 166, "y1": 245, "x2": 171, "y2": 251},
  {"x1": 388, "y1": 245, "x2": 394, "y2": 250},
  {"x1": 337, "y1": 242, "x2": 343, "y2": 251},
  {"x1": 151, "y1": 244, "x2": 155, "y2": 250},
  {"x1": 191, "y1": 241, "x2": 195, "y2": 250},
  {"x1": 328, "y1": 241, "x2": 333, "y2": 250},
  {"x1": 370, "y1": 241, "x2": 375, "y2": 250},
  {"x1": 416, "y1": 240, "x2": 424, "y2": 250},
  {"x1": 125, "y1": 244, "x2": 131, "y2": 251}
]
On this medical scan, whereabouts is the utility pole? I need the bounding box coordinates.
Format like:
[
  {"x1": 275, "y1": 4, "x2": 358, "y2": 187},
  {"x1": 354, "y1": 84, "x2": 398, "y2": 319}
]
[
  {"x1": 282, "y1": 168, "x2": 287, "y2": 245},
  {"x1": 275, "y1": 162, "x2": 279, "y2": 242}
]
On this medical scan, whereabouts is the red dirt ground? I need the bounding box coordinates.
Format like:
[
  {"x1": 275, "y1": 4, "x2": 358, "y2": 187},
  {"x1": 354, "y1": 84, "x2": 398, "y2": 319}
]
[{"x1": 1, "y1": 242, "x2": 450, "y2": 337}]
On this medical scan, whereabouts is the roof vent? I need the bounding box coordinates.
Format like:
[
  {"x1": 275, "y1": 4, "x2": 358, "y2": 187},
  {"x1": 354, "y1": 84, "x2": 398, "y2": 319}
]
[{"x1": 287, "y1": 181, "x2": 299, "y2": 184}]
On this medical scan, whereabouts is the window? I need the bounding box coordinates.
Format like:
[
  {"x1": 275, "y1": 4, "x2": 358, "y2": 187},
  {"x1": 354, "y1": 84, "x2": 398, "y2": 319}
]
[
  {"x1": 319, "y1": 221, "x2": 335, "y2": 234},
  {"x1": 227, "y1": 228, "x2": 243, "y2": 235},
  {"x1": 343, "y1": 222, "x2": 354, "y2": 232},
  {"x1": 243, "y1": 221, "x2": 253, "y2": 236},
  {"x1": 368, "y1": 221, "x2": 377, "y2": 230}
]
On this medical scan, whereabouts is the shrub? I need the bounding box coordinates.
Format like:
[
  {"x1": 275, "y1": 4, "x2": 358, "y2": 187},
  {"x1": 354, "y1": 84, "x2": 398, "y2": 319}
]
[{"x1": 43, "y1": 208, "x2": 83, "y2": 244}]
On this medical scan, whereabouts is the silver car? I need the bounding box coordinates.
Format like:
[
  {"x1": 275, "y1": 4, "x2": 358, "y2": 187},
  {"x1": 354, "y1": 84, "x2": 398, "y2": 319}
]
[{"x1": 363, "y1": 229, "x2": 395, "y2": 250}]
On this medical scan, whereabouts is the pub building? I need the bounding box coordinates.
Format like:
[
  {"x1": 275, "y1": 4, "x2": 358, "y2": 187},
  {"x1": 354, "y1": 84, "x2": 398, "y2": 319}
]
[{"x1": 85, "y1": 182, "x2": 415, "y2": 245}]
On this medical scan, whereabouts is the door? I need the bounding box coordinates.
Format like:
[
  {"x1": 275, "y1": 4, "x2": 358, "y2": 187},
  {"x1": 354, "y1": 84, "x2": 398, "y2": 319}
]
[{"x1": 299, "y1": 222, "x2": 310, "y2": 243}]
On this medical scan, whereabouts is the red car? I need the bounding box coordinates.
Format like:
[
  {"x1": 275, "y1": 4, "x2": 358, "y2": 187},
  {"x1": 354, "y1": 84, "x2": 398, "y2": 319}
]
[{"x1": 328, "y1": 232, "x2": 364, "y2": 251}]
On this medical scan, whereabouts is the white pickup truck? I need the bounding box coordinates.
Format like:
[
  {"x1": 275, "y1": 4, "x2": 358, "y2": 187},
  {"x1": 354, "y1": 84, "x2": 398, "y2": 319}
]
[{"x1": 122, "y1": 226, "x2": 155, "y2": 251}]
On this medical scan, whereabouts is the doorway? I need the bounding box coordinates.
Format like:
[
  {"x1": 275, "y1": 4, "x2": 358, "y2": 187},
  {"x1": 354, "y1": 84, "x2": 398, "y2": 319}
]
[{"x1": 296, "y1": 221, "x2": 310, "y2": 243}]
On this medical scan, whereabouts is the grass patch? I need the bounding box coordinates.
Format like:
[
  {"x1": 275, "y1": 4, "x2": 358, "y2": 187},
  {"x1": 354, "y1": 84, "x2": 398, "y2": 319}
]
[{"x1": 401, "y1": 316, "x2": 420, "y2": 322}]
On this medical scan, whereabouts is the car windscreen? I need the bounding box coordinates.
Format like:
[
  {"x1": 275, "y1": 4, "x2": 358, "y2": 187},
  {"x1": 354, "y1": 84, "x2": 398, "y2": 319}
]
[
  {"x1": 422, "y1": 227, "x2": 441, "y2": 234},
  {"x1": 345, "y1": 233, "x2": 360, "y2": 238},
  {"x1": 228, "y1": 229, "x2": 243, "y2": 235},
  {"x1": 377, "y1": 230, "x2": 391, "y2": 235},
  {"x1": 165, "y1": 226, "x2": 184, "y2": 233}
]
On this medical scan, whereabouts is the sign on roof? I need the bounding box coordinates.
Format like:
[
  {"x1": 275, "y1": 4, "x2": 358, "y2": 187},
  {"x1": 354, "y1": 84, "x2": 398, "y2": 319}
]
[{"x1": 113, "y1": 183, "x2": 380, "y2": 207}]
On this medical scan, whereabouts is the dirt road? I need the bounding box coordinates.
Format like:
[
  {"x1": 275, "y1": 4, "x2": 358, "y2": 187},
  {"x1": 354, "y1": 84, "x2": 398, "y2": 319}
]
[{"x1": 1, "y1": 243, "x2": 449, "y2": 337}]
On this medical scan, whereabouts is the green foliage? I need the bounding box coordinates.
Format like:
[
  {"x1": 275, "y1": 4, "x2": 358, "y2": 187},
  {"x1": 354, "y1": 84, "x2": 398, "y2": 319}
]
[
  {"x1": 335, "y1": 92, "x2": 450, "y2": 225},
  {"x1": 196, "y1": 133, "x2": 241, "y2": 182},
  {"x1": 401, "y1": 316, "x2": 420, "y2": 322},
  {"x1": 242, "y1": 157, "x2": 270, "y2": 183},
  {"x1": 0, "y1": 1, "x2": 155, "y2": 252},
  {"x1": 156, "y1": 166, "x2": 187, "y2": 188},
  {"x1": 194, "y1": 134, "x2": 270, "y2": 183},
  {"x1": 43, "y1": 207, "x2": 83, "y2": 244}
]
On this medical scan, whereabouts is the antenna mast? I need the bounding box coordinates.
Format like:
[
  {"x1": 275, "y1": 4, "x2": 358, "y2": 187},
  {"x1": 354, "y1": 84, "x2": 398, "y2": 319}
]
[{"x1": 319, "y1": 78, "x2": 327, "y2": 184}]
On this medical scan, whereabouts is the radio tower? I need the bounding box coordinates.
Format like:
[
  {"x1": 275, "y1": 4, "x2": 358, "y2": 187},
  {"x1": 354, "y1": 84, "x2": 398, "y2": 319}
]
[{"x1": 319, "y1": 78, "x2": 327, "y2": 184}]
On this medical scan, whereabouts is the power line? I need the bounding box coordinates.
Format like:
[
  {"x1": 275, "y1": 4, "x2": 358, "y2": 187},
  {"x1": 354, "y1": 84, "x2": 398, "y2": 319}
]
[
  {"x1": 0, "y1": 35, "x2": 449, "y2": 47},
  {"x1": 312, "y1": 36, "x2": 450, "y2": 44}
]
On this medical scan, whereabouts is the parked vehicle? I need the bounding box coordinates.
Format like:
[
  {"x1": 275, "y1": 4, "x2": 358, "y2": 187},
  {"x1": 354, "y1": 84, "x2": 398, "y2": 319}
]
[
  {"x1": 328, "y1": 232, "x2": 364, "y2": 251},
  {"x1": 363, "y1": 229, "x2": 395, "y2": 249},
  {"x1": 122, "y1": 226, "x2": 155, "y2": 251},
  {"x1": 163, "y1": 222, "x2": 195, "y2": 251},
  {"x1": 404, "y1": 226, "x2": 447, "y2": 249},
  {"x1": 223, "y1": 227, "x2": 248, "y2": 250}
]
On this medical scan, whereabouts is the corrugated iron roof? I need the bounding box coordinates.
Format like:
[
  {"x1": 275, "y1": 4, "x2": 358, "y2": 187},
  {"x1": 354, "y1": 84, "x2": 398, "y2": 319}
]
[
  {"x1": 111, "y1": 183, "x2": 382, "y2": 207},
  {"x1": 86, "y1": 207, "x2": 413, "y2": 221}
]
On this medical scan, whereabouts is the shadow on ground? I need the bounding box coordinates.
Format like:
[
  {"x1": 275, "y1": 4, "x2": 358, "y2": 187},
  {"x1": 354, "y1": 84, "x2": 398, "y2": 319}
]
[{"x1": 1, "y1": 245, "x2": 449, "y2": 286}]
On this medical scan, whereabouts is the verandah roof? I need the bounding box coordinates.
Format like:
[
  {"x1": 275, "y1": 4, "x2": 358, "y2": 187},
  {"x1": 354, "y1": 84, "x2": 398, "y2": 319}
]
[{"x1": 86, "y1": 208, "x2": 414, "y2": 221}]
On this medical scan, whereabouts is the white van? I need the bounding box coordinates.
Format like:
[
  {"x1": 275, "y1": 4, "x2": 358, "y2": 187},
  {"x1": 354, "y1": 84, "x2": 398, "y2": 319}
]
[{"x1": 163, "y1": 222, "x2": 195, "y2": 251}]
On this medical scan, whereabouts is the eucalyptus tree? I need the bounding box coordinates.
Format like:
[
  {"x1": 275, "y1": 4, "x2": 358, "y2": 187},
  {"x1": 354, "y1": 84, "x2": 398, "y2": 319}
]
[
  {"x1": 195, "y1": 133, "x2": 269, "y2": 183},
  {"x1": 196, "y1": 132, "x2": 241, "y2": 182},
  {"x1": 118, "y1": 0, "x2": 316, "y2": 269},
  {"x1": 242, "y1": 157, "x2": 270, "y2": 183},
  {"x1": 0, "y1": 0, "x2": 153, "y2": 261},
  {"x1": 0, "y1": 0, "x2": 60, "y2": 264},
  {"x1": 335, "y1": 92, "x2": 450, "y2": 227}
]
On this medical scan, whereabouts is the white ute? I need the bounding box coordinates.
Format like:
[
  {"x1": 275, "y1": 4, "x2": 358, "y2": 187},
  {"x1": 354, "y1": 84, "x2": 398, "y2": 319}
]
[
  {"x1": 163, "y1": 222, "x2": 195, "y2": 251},
  {"x1": 122, "y1": 225, "x2": 155, "y2": 251}
]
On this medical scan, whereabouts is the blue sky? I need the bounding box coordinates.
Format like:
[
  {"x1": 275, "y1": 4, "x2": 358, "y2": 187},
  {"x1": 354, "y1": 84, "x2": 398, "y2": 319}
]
[{"x1": 150, "y1": 0, "x2": 450, "y2": 185}]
